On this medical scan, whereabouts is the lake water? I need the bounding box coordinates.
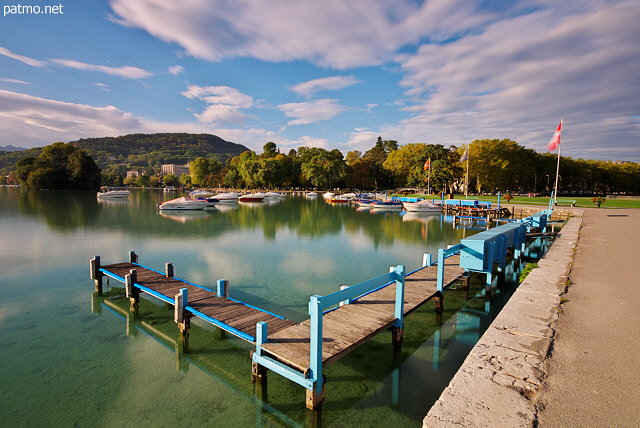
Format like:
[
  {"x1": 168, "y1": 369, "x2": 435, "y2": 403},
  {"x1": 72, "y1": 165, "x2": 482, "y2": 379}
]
[{"x1": 0, "y1": 188, "x2": 548, "y2": 427}]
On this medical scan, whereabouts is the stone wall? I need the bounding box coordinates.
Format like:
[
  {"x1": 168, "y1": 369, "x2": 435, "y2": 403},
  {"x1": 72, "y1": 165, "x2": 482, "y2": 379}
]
[{"x1": 423, "y1": 211, "x2": 584, "y2": 427}]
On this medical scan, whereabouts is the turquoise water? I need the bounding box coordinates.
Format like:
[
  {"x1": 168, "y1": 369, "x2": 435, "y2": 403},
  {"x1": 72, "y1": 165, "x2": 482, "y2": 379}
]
[{"x1": 0, "y1": 188, "x2": 542, "y2": 426}]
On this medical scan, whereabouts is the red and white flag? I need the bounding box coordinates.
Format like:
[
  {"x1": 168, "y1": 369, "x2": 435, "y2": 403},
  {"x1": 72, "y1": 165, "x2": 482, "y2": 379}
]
[
  {"x1": 548, "y1": 120, "x2": 562, "y2": 151},
  {"x1": 423, "y1": 157, "x2": 431, "y2": 171}
]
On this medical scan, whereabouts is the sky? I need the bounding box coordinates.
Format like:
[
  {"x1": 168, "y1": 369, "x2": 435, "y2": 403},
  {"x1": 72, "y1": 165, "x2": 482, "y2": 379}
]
[{"x1": 1, "y1": 0, "x2": 639, "y2": 161}]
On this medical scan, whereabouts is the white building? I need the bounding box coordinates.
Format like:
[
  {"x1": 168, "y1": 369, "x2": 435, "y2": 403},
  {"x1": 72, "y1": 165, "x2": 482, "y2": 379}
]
[{"x1": 161, "y1": 164, "x2": 190, "y2": 177}]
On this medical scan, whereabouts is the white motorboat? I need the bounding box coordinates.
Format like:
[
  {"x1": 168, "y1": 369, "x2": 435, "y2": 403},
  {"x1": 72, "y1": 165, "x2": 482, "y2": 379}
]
[
  {"x1": 213, "y1": 192, "x2": 240, "y2": 203},
  {"x1": 158, "y1": 197, "x2": 208, "y2": 210},
  {"x1": 402, "y1": 199, "x2": 442, "y2": 212},
  {"x1": 239, "y1": 192, "x2": 265, "y2": 202},
  {"x1": 264, "y1": 191, "x2": 285, "y2": 198},
  {"x1": 323, "y1": 192, "x2": 335, "y2": 199},
  {"x1": 306, "y1": 192, "x2": 318, "y2": 197},
  {"x1": 189, "y1": 190, "x2": 216, "y2": 198},
  {"x1": 97, "y1": 189, "x2": 130, "y2": 198}
]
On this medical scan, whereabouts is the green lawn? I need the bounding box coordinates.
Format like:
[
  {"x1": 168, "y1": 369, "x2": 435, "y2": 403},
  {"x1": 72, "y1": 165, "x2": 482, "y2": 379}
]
[{"x1": 396, "y1": 193, "x2": 640, "y2": 209}]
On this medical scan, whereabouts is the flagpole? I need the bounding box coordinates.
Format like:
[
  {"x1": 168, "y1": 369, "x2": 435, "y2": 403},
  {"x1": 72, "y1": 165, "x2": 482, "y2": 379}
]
[
  {"x1": 428, "y1": 159, "x2": 431, "y2": 195},
  {"x1": 465, "y1": 144, "x2": 470, "y2": 199},
  {"x1": 552, "y1": 118, "x2": 563, "y2": 205}
]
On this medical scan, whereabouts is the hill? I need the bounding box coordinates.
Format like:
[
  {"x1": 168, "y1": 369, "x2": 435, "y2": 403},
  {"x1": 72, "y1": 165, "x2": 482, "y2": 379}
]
[{"x1": 71, "y1": 133, "x2": 251, "y2": 168}]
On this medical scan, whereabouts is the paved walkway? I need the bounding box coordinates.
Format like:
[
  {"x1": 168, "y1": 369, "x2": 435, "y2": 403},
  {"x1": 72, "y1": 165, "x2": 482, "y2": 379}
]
[{"x1": 537, "y1": 207, "x2": 640, "y2": 427}]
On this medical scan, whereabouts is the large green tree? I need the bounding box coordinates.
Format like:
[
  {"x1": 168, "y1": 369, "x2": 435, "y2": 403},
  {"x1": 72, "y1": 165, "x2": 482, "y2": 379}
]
[{"x1": 16, "y1": 142, "x2": 101, "y2": 190}]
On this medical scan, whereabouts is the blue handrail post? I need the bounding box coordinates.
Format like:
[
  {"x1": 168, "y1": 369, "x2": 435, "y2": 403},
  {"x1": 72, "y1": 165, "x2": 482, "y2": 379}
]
[
  {"x1": 252, "y1": 321, "x2": 268, "y2": 383},
  {"x1": 392, "y1": 265, "x2": 406, "y2": 347},
  {"x1": 497, "y1": 191, "x2": 501, "y2": 211},
  {"x1": 175, "y1": 288, "x2": 189, "y2": 345},
  {"x1": 422, "y1": 253, "x2": 432, "y2": 267},
  {"x1": 307, "y1": 295, "x2": 325, "y2": 409},
  {"x1": 436, "y1": 249, "x2": 445, "y2": 293},
  {"x1": 435, "y1": 249, "x2": 445, "y2": 313},
  {"x1": 217, "y1": 279, "x2": 229, "y2": 297}
]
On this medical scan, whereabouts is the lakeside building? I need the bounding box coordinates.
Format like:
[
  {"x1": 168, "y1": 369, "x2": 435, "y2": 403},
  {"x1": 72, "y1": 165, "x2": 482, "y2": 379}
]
[{"x1": 161, "y1": 164, "x2": 190, "y2": 177}]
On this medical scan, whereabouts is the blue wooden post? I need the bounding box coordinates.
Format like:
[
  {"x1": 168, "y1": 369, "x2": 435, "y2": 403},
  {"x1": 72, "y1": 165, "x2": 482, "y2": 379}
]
[
  {"x1": 252, "y1": 321, "x2": 269, "y2": 383},
  {"x1": 217, "y1": 279, "x2": 229, "y2": 297},
  {"x1": 175, "y1": 288, "x2": 189, "y2": 343},
  {"x1": 497, "y1": 192, "x2": 501, "y2": 211},
  {"x1": 393, "y1": 265, "x2": 406, "y2": 327},
  {"x1": 392, "y1": 265, "x2": 406, "y2": 346},
  {"x1": 339, "y1": 285, "x2": 350, "y2": 306},
  {"x1": 423, "y1": 253, "x2": 432, "y2": 267},
  {"x1": 437, "y1": 248, "x2": 445, "y2": 293},
  {"x1": 307, "y1": 295, "x2": 325, "y2": 408}
]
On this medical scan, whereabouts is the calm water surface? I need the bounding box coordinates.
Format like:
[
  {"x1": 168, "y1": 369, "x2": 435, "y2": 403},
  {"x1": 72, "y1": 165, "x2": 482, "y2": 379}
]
[{"x1": 0, "y1": 188, "x2": 544, "y2": 427}]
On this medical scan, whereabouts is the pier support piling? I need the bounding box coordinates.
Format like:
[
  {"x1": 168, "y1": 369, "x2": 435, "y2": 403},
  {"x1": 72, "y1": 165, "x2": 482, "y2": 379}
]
[
  {"x1": 391, "y1": 326, "x2": 404, "y2": 347},
  {"x1": 306, "y1": 375, "x2": 326, "y2": 410},
  {"x1": 125, "y1": 272, "x2": 139, "y2": 313},
  {"x1": 90, "y1": 256, "x2": 103, "y2": 294},
  {"x1": 434, "y1": 291, "x2": 444, "y2": 314}
]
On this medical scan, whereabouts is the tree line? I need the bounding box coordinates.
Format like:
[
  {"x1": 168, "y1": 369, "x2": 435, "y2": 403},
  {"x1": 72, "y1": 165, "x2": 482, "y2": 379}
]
[
  {"x1": 184, "y1": 138, "x2": 640, "y2": 195},
  {"x1": 5, "y1": 137, "x2": 640, "y2": 195}
]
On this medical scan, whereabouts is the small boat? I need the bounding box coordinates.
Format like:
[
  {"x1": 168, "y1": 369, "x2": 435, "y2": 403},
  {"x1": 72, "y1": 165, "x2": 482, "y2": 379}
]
[
  {"x1": 158, "y1": 197, "x2": 208, "y2": 210},
  {"x1": 323, "y1": 192, "x2": 335, "y2": 199},
  {"x1": 97, "y1": 188, "x2": 130, "y2": 198},
  {"x1": 355, "y1": 199, "x2": 375, "y2": 207},
  {"x1": 328, "y1": 197, "x2": 351, "y2": 204},
  {"x1": 306, "y1": 192, "x2": 318, "y2": 197},
  {"x1": 213, "y1": 192, "x2": 240, "y2": 203},
  {"x1": 264, "y1": 191, "x2": 285, "y2": 198},
  {"x1": 403, "y1": 199, "x2": 442, "y2": 212},
  {"x1": 189, "y1": 190, "x2": 216, "y2": 198},
  {"x1": 239, "y1": 193, "x2": 265, "y2": 202},
  {"x1": 370, "y1": 200, "x2": 403, "y2": 210},
  {"x1": 163, "y1": 186, "x2": 176, "y2": 192}
]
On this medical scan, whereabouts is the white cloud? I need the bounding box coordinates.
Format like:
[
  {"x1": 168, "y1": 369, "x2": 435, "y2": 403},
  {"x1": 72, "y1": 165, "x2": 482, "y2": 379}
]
[
  {"x1": 0, "y1": 46, "x2": 47, "y2": 68},
  {"x1": 108, "y1": 0, "x2": 491, "y2": 69},
  {"x1": 0, "y1": 89, "x2": 146, "y2": 147},
  {"x1": 393, "y1": 1, "x2": 640, "y2": 160},
  {"x1": 168, "y1": 65, "x2": 185, "y2": 75},
  {"x1": 0, "y1": 77, "x2": 29, "y2": 84},
  {"x1": 93, "y1": 82, "x2": 111, "y2": 92},
  {"x1": 182, "y1": 84, "x2": 254, "y2": 125},
  {"x1": 49, "y1": 58, "x2": 153, "y2": 79},
  {"x1": 290, "y1": 75, "x2": 361, "y2": 97},
  {"x1": 279, "y1": 99, "x2": 345, "y2": 126}
]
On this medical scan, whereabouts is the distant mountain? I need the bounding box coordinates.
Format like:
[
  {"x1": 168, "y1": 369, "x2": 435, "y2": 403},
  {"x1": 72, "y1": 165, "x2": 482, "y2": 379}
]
[
  {"x1": 0, "y1": 145, "x2": 27, "y2": 152},
  {"x1": 71, "y1": 133, "x2": 251, "y2": 167}
]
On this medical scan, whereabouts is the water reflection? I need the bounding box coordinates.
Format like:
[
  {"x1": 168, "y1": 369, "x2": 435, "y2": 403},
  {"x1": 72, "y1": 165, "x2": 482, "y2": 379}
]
[{"x1": 88, "y1": 237, "x2": 547, "y2": 426}]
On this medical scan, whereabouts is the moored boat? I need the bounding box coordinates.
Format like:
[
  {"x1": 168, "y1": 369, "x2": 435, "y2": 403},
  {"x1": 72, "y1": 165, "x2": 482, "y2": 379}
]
[
  {"x1": 189, "y1": 189, "x2": 216, "y2": 198},
  {"x1": 370, "y1": 200, "x2": 403, "y2": 210},
  {"x1": 305, "y1": 192, "x2": 318, "y2": 197},
  {"x1": 158, "y1": 197, "x2": 208, "y2": 210},
  {"x1": 97, "y1": 188, "x2": 130, "y2": 198},
  {"x1": 323, "y1": 192, "x2": 335, "y2": 199},
  {"x1": 239, "y1": 193, "x2": 265, "y2": 202},
  {"x1": 213, "y1": 192, "x2": 240, "y2": 203},
  {"x1": 402, "y1": 199, "x2": 442, "y2": 212},
  {"x1": 264, "y1": 191, "x2": 285, "y2": 198}
]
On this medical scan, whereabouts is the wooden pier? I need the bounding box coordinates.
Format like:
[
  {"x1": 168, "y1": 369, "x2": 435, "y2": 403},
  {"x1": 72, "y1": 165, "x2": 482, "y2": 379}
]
[
  {"x1": 260, "y1": 255, "x2": 463, "y2": 373},
  {"x1": 90, "y1": 255, "x2": 296, "y2": 343},
  {"x1": 90, "y1": 201, "x2": 555, "y2": 410}
]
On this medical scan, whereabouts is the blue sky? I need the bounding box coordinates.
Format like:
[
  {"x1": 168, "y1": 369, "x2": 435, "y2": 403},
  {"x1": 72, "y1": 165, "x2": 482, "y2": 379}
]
[{"x1": 1, "y1": 0, "x2": 639, "y2": 161}]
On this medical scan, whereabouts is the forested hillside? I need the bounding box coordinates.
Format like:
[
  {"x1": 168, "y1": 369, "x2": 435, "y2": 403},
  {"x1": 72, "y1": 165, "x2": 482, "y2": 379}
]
[{"x1": 71, "y1": 133, "x2": 250, "y2": 168}]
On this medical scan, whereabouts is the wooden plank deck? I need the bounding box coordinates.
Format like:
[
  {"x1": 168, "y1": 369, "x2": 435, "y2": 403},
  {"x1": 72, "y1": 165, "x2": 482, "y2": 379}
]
[
  {"x1": 101, "y1": 262, "x2": 296, "y2": 339},
  {"x1": 260, "y1": 255, "x2": 464, "y2": 372}
]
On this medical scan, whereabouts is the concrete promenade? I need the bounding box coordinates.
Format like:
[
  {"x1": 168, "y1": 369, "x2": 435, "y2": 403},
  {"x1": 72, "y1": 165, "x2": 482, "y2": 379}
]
[
  {"x1": 423, "y1": 207, "x2": 640, "y2": 427},
  {"x1": 537, "y1": 208, "x2": 640, "y2": 427}
]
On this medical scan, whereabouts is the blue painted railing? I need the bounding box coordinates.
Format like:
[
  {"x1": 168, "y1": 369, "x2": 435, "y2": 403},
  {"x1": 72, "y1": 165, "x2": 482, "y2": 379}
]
[{"x1": 252, "y1": 265, "x2": 406, "y2": 398}]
